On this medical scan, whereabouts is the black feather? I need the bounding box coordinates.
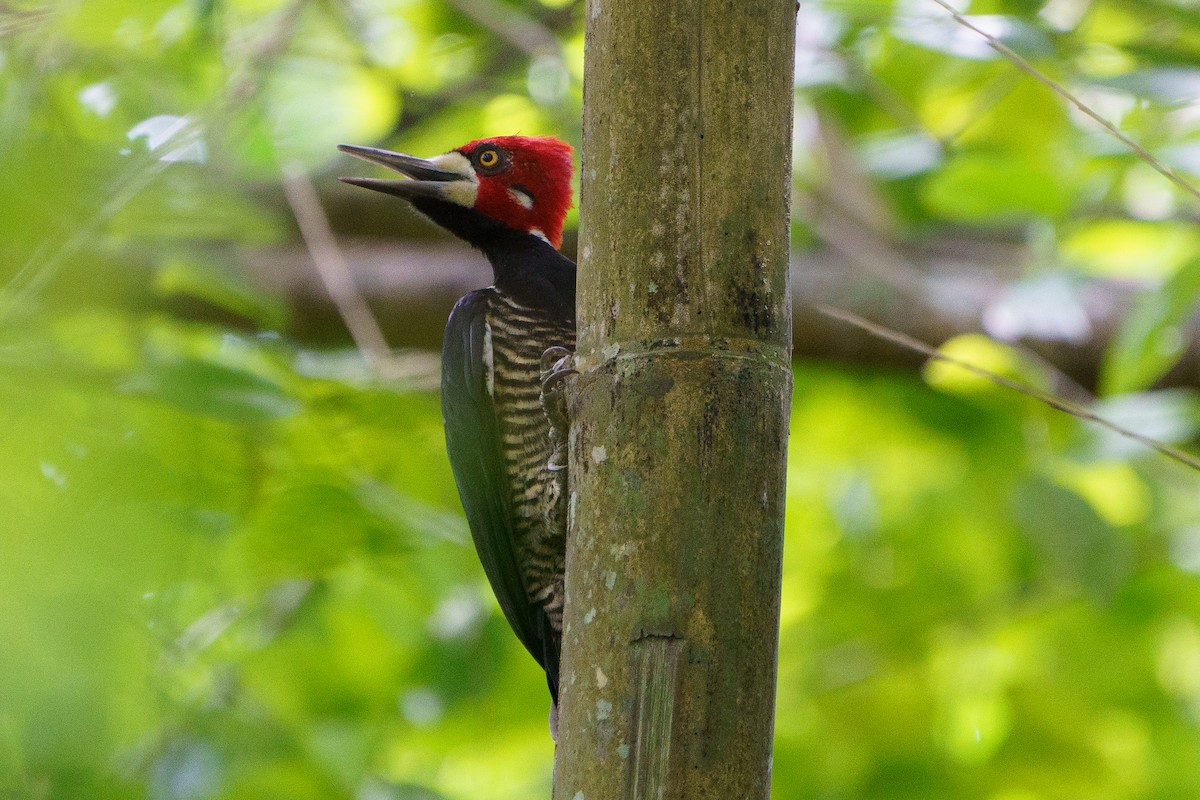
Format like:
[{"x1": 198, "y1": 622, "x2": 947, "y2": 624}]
[
  {"x1": 422, "y1": 197, "x2": 576, "y2": 704},
  {"x1": 442, "y1": 290, "x2": 548, "y2": 666}
]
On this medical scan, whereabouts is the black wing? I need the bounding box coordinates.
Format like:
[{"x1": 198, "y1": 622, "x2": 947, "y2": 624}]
[{"x1": 441, "y1": 289, "x2": 549, "y2": 673}]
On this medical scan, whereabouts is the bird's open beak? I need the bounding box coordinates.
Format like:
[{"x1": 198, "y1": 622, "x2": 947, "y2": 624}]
[{"x1": 337, "y1": 144, "x2": 474, "y2": 201}]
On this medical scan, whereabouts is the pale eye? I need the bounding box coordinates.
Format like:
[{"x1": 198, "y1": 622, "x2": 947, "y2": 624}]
[{"x1": 471, "y1": 146, "x2": 508, "y2": 174}]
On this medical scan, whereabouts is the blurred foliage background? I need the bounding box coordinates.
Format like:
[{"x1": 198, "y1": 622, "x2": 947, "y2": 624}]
[{"x1": 2, "y1": 0, "x2": 1200, "y2": 798}]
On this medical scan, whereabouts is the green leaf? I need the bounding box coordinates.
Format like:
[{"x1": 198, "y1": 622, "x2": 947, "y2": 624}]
[
  {"x1": 59, "y1": 0, "x2": 177, "y2": 47},
  {"x1": 156, "y1": 256, "x2": 289, "y2": 330},
  {"x1": 923, "y1": 333, "x2": 1050, "y2": 396},
  {"x1": 920, "y1": 153, "x2": 1075, "y2": 221},
  {"x1": 120, "y1": 358, "x2": 300, "y2": 422},
  {"x1": 241, "y1": 483, "x2": 377, "y2": 580},
  {"x1": 1102, "y1": 256, "x2": 1200, "y2": 394},
  {"x1": 109, "y1": 176, "x2": 284, "y2": 243},
  {"x1": 1061, "y1": 220, "x2": 1200, "y2": 279},
  {"x1": 1013, "y1": 477, "x2": 1129, "y2": 598}
]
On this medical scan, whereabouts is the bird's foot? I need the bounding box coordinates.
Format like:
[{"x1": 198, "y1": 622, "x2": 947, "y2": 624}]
[
  {"x1": 540, "y1": 347, "x2": 576, "y2": 472},
  {"x1": 540, "y1": 346, "x2": 576, "y2": 389}
]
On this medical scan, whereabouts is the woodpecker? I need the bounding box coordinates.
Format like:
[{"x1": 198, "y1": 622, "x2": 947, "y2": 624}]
[{"x1": 338, "y1": 136, "x2": 575, "y2": 716}]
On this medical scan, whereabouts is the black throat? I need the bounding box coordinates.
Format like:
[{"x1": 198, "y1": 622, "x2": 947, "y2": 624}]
[{"x1": 411, "y1": 197, "x2": 576, "y2": 321}]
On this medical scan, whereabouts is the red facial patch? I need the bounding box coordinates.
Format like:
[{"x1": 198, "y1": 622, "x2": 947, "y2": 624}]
[{"x1": 457, "y1": 136, "x2": 574, "y2": 248}]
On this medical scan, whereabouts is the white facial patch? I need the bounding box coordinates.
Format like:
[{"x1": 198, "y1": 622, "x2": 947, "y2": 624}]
[
  {"x1": 529, "y1": 228, "x2": 550, "y2": 244},
  {"x1": 428, "y1": 151, "x2": 479, "y2": 208},
  {"x1": 508, "y1": 186, "x2": 534, "y2": 210}
]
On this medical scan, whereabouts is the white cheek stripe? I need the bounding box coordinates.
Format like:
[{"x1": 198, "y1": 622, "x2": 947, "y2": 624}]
[
  {"x1": 508, "y1": 187, "x2": 534, "y2": 210},
  {"x1": 429, "y1": 152, "x2": 479, "y2": 208},
  {"x1": 443, "y1": 181, "x2": 479, "y2": 207},
  {"x1": 429, "y1": 151, "x2": 476, "y2": 179}
]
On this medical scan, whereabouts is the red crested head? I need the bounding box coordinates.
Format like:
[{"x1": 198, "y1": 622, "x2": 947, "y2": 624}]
[
  {"x1": 455, "y1": 136, "x2": 574, "y2": 248},
  {"x1": 338, "y1": 135, "x2": 575, "y2": 250}
]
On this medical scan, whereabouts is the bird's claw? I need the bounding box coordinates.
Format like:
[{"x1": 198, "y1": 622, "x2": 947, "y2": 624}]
[
  {"x1": 540, "y1": 345, "x2": 571, "y2": 367},
  {"x1": 539, "y1": 347, "x2": 574, "y2": 555},
  {"x1": 542, "y1": 366, "x2": 576, "y2": 390},
  {"x1": 539, "y1": 346, "x2": 576, "y2": 390},
  {"x1": 539, "y1": 347, "x2": 575, "y2": 473}
]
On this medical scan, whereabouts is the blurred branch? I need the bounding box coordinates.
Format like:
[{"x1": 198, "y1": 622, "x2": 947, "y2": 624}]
[
  {"x1": 800, "y1": 189, "x2": 928, "y2": 302},
  {"x1": 0, "y1": 4, "x2": 51, "y2": 37},
  {"x1": 930, "y1": 0, "x2": 1200, "y2": 207},
  {"x1": 814, "y1": 304, "x2": 1200, "y2": 473},
  {"x1": 282, "y1": 164, "x2": 410, "y2": 380},
  {"x1": 236, "y1": 234, "x2": 1200, "y2": 394},
  {"x1": 803, "y1": 112, "x2": 1095, "y2": 402},
  {"x1": 802, "y1": 114, "x2": 929, "y2": 303}
]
